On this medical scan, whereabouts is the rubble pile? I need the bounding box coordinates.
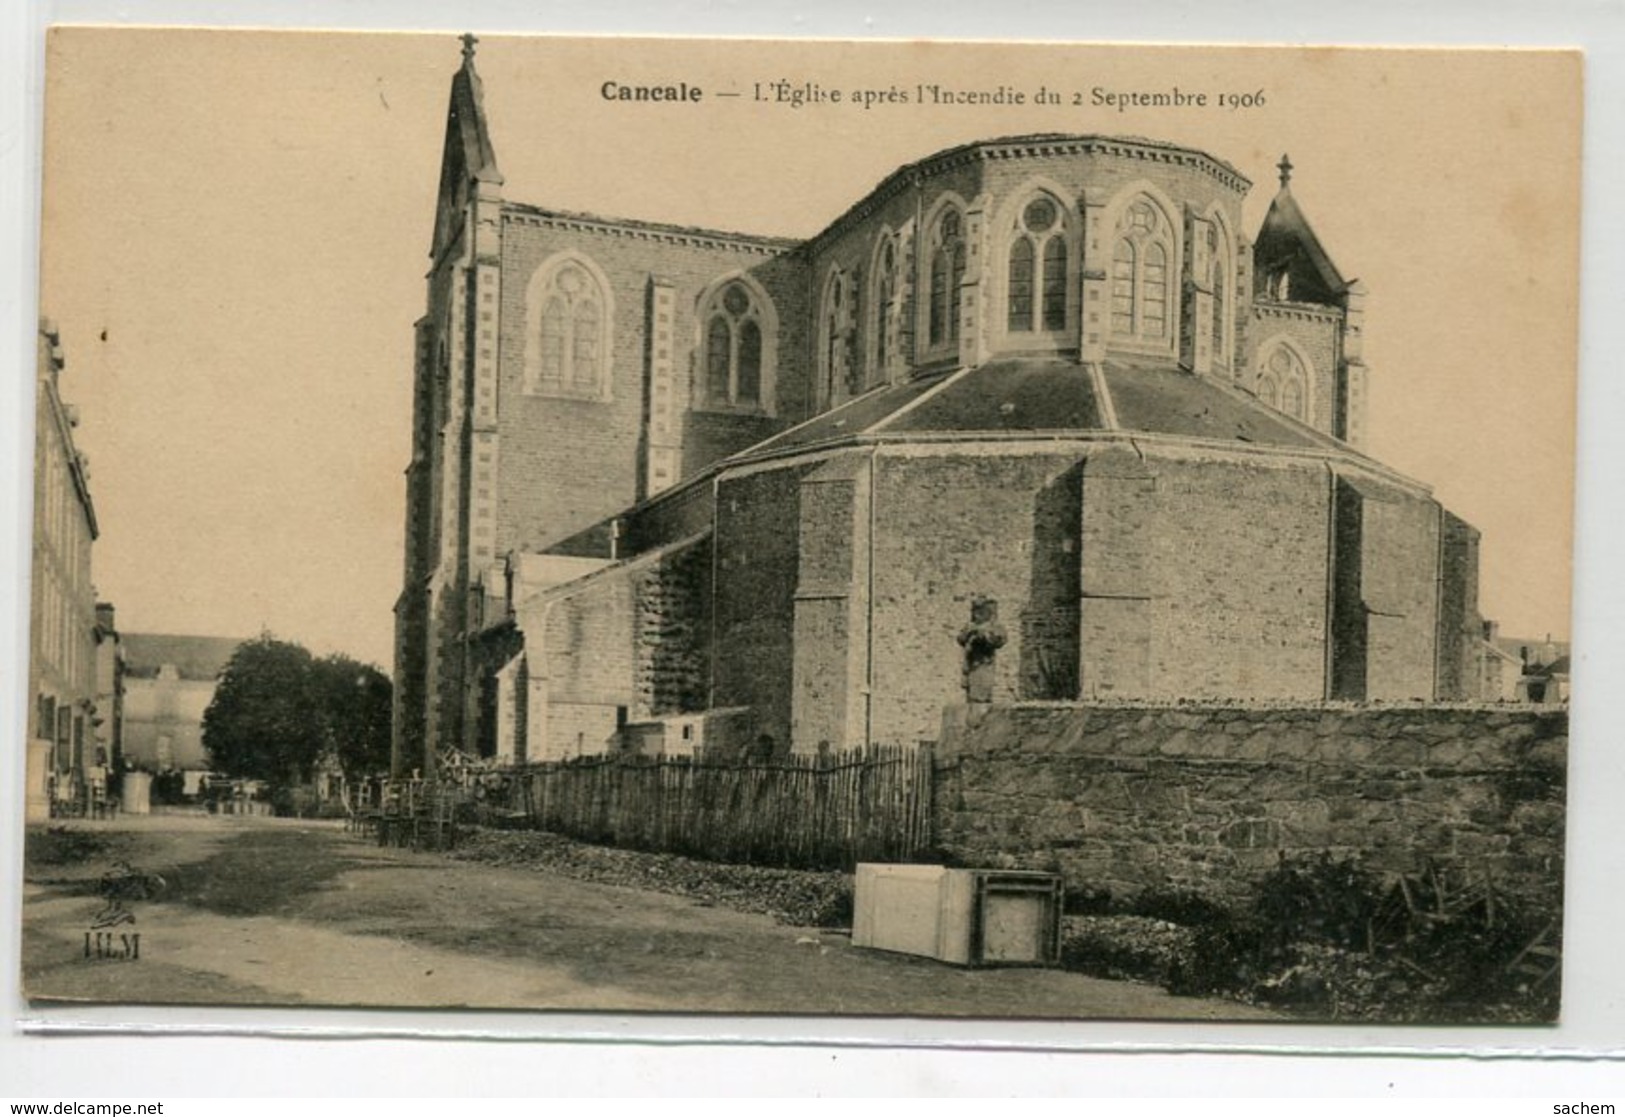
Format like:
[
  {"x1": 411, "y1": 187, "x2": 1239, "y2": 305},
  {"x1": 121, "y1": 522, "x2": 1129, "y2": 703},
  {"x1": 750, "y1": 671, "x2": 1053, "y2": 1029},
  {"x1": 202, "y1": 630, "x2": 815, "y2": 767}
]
[{"x1": 449, "y1": 829, "x2": 854, "y2": 928}]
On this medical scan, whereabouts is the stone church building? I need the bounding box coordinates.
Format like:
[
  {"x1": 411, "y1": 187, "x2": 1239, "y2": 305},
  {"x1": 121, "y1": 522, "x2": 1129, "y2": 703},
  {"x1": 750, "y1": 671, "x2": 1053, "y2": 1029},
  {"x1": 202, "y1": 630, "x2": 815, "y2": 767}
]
[{"x1": 392, "y1": 42, "x2": 1484, "y2": 774}]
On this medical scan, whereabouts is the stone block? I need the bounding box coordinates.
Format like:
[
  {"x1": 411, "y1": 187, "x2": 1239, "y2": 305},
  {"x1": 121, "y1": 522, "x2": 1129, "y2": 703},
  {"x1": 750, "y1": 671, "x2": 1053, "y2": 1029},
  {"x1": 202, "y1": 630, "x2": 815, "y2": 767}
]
[
  {"x1": 1117, "y1": 732, "x2": 1160, "y2": 757},
  {"x1": 1157, "y1": 729, "x2": 1196, "y2": 756},
  {"x1": 1527, "y1": 739, "x2": 1568, "y2": 769},
  {"x1": 1423, "y1": 737, "x2": 1470, "y2": 769},
  {"x1": 1509, "y1": 800, "x2": 1565, "y2": 839},
  {"x1": 1267, "y1": 731, "x2": 1317, "y2": 763},
  {"x1": 1369, "y1": 739, "x2": 1425, "y2": 766},
  {"x1": 1191, "y1": 731, "x2": 1241, "y2": 759},
  {"x1": 1235, "y1": 731, "x2": 1273, "y2": 761}
]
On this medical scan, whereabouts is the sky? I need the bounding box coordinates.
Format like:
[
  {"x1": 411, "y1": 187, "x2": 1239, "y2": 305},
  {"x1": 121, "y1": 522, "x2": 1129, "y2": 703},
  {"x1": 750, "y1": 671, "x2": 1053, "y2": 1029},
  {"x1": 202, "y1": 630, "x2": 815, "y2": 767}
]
[{"x1": 34, "y1": 31, "x2": 1580, "y2": 670}]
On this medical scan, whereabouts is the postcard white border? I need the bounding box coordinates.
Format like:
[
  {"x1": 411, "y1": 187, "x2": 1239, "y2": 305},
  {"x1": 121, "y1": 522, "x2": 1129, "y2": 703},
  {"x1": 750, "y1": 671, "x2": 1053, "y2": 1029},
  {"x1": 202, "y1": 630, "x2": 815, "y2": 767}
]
[{"x1": 4, "y1": 0, "x2": 1624, "y2": 1097}]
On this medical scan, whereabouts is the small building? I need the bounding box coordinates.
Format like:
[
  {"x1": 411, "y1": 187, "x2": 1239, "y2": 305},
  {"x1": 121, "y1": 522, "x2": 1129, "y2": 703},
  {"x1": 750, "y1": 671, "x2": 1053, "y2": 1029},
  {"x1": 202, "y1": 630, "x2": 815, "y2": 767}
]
[
  {"x1": 1517, "y1": 654, "x2": 1570, "y2": 705},
  {"x1": 1478, "y1": 639, "x2": 1524, "y2": 703},
  {"x1": 121, "y1": 633, "x2": 246, "y2": 784},
  {"x1": 1494, "y1": 632, "x2": 1572, "y2": 704}
]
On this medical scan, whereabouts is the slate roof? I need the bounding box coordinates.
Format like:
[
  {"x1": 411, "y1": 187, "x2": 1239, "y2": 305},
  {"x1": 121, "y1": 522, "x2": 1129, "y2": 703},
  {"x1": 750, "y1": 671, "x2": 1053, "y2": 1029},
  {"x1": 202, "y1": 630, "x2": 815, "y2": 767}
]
[
  {"x1": 738, "y1": 357, "x2": 1339, "y2": 457},
  {"x1": 1102, "y1": 360, "x2": 1334, "y2": 449},
  {"x1": 1253, "y1": 177, "x2": 1349, "y2": 307},
  {"x1": 749, "y1": 376, "x2": 945, "y2": 453},
  {"x1": 1494, "y1": 637, "x2": 1571, "y2": 669},
  {"x1": 887, "y1": 359, "x2": 1103, "y2": 434},
  {"x1": 502, "y1": 200, "x2": 800, "y2": 251},
  {"x1": 122, "y1": 634, "x2": 246, "y2": 681}
]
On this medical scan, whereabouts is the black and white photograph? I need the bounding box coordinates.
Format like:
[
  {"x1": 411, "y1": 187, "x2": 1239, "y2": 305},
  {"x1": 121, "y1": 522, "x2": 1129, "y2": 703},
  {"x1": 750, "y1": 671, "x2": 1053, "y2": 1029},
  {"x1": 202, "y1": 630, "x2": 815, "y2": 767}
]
[{"x1": 17, "y1": 29, "x2": 1579, "y2": 1030}]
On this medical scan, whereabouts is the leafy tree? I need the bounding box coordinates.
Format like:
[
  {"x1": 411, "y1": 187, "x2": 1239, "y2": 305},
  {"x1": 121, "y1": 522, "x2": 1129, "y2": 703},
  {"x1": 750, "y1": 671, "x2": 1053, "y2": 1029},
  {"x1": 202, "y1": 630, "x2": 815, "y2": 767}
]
[
  {"x1": 203, "y1": 636, "x2": 324, "y2": 783},
  {"x1": 312, "y1": 654, "x2": 393, "y2": 780},
  {"x1": 203, "y1": 637, "x2": 394, "y2": 786}
]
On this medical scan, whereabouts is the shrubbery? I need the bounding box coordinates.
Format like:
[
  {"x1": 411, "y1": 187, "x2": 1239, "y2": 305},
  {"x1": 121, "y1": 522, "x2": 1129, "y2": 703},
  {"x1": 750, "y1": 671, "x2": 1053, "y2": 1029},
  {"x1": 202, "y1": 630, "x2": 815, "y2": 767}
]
[
  {"x1": 1060, "y1": 854, "x2": 1560, "y2": 1022},
  {"x1": 1061, "y1": 915, "x2": 1195, "y2": 986},
  {"x1": 25, "y1": 825, "x2": 124, "y2": 866}
]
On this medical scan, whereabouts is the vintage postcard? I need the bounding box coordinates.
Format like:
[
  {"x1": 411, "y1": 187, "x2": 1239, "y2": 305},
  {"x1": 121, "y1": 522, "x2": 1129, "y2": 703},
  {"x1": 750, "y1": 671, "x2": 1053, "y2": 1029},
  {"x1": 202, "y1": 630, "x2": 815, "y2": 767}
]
[{"x1": 20, "y1": 29, "x2": 1579, "y2": 1027}]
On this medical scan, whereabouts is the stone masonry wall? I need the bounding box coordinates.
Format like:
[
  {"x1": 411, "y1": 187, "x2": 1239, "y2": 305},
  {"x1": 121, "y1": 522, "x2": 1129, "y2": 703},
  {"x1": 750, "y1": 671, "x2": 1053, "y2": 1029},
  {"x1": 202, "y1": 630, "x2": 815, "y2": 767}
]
[
  {"x1": 1352, "y1": 477, "x2": 1443, "y2": 701},
  {"x1": 1144, "y1": 449, "x2": 1331, "y2": 700},
  {"x1": 542, "y1": 574, "x2": 633, "y2": 708},
  {"x1": 865, "y1": 444, "x2": 1445, "y2": 746},
  {"x1": 711, "y1": 465, "x2": 812, "y2": 747},
  {"x1": 519, "y1": 533, "x2": 713, "y2": 758},
  {"x1": 935, "y1": 702, "x2": 1566, "y2": 908},
  {"x1": 869, "y1": 448, "x2": 1087, "y2": 747},
  {"x1": 623, "y1": 477, "x2": 715, "y2": 557},
  {"x1": 1242, "y1": 304, "x2": 1341, "y2": 432},
  {"x1": 1436, "y1": 513, "x2": 1483, "y2": 701},
  {"x1": 632, "y1": 535, "x2": 713, "y2": 718},
  {"x1": 495, "y1": 218, "x2": 809, "y2": 558},
  {"x1": 533, "y1": 570, "x2": 633, "y2": 762},
  {"x1": 805, "y1": 145, "x2": 1251, "y2": 387}
]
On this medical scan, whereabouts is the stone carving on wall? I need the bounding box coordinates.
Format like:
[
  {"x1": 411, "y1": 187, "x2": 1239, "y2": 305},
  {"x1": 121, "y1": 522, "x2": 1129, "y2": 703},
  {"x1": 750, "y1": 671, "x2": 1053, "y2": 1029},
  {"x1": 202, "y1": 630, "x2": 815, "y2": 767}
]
[{"x1": 957, "y1": 594, "x2": 1007, "y2": 704}]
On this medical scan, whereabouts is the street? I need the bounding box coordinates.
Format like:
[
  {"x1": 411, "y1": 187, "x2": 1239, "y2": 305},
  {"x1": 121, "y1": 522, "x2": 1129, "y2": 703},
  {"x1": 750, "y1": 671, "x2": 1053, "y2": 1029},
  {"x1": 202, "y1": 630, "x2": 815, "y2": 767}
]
[{"x1": 22, "y1": 813, "x2": 1278, "y2": 1019}]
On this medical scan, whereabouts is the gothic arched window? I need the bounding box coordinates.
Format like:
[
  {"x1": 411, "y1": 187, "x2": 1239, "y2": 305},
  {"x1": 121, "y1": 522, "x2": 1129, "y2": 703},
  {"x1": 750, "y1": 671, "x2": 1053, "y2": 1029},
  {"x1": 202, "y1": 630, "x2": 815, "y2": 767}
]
[
  {"x1": 870, "y1": 235, "x2": 898, "y2": 383},
  {"x1": 1257, "y1": 342, "x2": 1311, "y2": 422},
  {"x1": 1007, "y1": 195, "x2": 1069, "y2": 334},
  {"x1": 1280, "y1": 374, "x2": 1305, "y2": 420},
  {"x1": 927, "y1": 206, "x2": 966, "y2": 351},
  {"x1": 1109, "y1": 196, "x2": 1176, "y2": 348},
  {"x1": 525, "y1": 255, "x2": 613, "y2": 400},
  {"x1": 700, "y1": 280, "x2": 772, "y2": 411},
  {"x1": 1257, "y1": 373, "x2": 1279, "y2": 409},
  {"x1": 819, "y1": 267, "x2": 861, "y2": 407}
]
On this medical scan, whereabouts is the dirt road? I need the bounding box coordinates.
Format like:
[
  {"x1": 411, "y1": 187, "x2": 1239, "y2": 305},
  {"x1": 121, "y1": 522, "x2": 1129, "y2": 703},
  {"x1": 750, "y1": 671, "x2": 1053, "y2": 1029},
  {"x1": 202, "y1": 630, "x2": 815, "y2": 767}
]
[{"x1": 22, "y1": 814, "x2": 1278, "y2": 1019}]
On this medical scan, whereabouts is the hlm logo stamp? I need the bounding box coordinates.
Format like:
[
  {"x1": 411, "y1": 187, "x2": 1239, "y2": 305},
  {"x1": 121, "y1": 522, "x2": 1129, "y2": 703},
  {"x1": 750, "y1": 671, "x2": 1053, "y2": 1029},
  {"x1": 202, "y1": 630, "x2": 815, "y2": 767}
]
[{"x1": 82, "y1": 861, "x2": 162, "y2": 962}]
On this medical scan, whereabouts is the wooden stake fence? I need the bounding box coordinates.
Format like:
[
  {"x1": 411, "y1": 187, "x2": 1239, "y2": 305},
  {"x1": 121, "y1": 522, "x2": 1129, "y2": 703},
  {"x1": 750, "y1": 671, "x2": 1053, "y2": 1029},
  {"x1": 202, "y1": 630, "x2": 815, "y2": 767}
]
[{"x1": 499, "y1": 743, "x2": 935, "y2": 871}]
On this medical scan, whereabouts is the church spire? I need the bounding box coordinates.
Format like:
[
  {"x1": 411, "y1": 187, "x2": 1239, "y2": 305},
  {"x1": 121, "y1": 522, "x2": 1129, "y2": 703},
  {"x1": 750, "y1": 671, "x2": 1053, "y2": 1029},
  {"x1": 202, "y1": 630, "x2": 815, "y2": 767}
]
[
  {"x1": 1276, "y1": 152, "x2": 1293, "y2": 188},
  {"x1": 429, "y1": 32, "x2": 504, "y2": 259}
]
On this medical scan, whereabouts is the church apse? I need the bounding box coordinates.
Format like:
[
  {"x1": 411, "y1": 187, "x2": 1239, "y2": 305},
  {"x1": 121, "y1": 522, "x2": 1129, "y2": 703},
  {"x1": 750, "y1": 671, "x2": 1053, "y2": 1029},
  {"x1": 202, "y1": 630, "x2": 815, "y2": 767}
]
[{"x1": 395, "y1": 37, "x2": 1484, "y2": 767}]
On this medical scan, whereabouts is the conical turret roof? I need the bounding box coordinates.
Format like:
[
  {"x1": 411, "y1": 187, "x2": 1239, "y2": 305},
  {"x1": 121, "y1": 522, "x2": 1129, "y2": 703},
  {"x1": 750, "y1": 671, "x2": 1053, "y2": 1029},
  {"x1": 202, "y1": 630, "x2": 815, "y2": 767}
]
[{"x1": 1253, "y1": 154, "x2": 1348, "y2": 307}]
